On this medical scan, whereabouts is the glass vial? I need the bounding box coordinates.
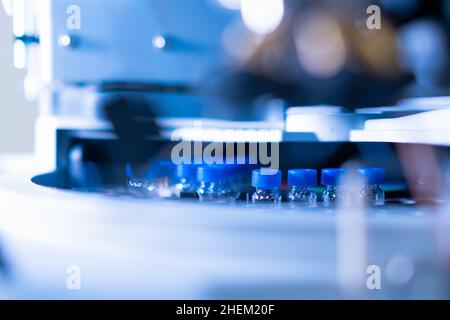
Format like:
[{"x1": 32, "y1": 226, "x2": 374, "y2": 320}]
[
  {"x1": 197, "y1": 165, "x2": 231, "y2": 202},
  {"x1": 288, "y1": 169, "x2": 317, "y2": 207},
  {"x1": 357, "y1": 168, "x2": 385, "y2": 206},
  {"x1": 322, "y1": 168, "x2": 348, "y2": 206},
  {"x1": 251, "y1": 169, "x2": 282, "y2": 204}
]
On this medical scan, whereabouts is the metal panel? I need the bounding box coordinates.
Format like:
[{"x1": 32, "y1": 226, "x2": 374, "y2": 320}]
[{"x1": 48, "y1": 0, "x2": 236, "y2": 85}]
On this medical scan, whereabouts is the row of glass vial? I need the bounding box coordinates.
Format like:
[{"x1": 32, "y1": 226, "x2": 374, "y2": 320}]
[
  {"x1": 127, "y1": 162, "x2": 254, "y2": 201},
  {"x1": 251, "y1": 168, "x2": 385, "y2": 207},
  {"x1": 128, "y1": 162, "x2": 385, "y2": 206},
  {"x1": 177, "y1": 163, "x2": 254, "y2": 202}
]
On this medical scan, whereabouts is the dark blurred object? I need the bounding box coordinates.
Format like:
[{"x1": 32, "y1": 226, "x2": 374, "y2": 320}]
[
  {"x1": 104, "y1": 97, "x2": 162, "y2": 162},
  {"x1": 214, "y1": 0, "x2": 450, "y2": 109}
]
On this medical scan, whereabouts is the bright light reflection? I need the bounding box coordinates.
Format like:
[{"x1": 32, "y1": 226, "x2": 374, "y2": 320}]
[
  {"x1": 13, "y1": 39, "x2": 26, "y2": 69},
  {"x1": 295, "y1": 11, "x2": 347, "y2": 78},
  {"x1": 241, "y1": 0, "x2": 284, "y2": 35}
]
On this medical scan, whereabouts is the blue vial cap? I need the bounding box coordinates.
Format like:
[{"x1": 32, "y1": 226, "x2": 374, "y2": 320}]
[
  {"x1": 251, "y1": 169, "x2": 282, "y2": 188},
  {"x1": 321, "y1": 168, "x2": 347, "y2": 186},
  {"x1": 288, "y1": 169, "x2": 317, "y2": 187},
  {"x1": 176, "y1": 164, "x2": 197, "y2": 180},
  {"x1": 197, "y1": 165, "x2": 225, "y2": 183},
  {"x1": 357, "y1": 168, "x2": 385, "y2": 185}
]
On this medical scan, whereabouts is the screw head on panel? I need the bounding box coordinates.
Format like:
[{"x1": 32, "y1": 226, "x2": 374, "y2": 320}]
[
  {"x1": 152, "y1": 35, "x2": 168, "y2": 50},
  {"x1": 58, "y1": 34, "x2": 77, "y2": 48}
]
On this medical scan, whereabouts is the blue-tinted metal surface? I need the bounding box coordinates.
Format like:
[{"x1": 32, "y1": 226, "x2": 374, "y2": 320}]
[{"x1": 48, "y1": 0, "x2": 237, "y2": 85}]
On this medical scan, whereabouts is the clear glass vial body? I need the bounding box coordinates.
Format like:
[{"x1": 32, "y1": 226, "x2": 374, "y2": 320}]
[
  {"x1": 361, "y1": 184, "x2": 385, "y2": 206},
  {"x1": 126, "y1": 161, "x2": 174, "y2": 198},
  {"x1": 252, "y1": 187, "x2": 282, "y2": 204},
  {"x1": 323, "y1": 185, "x2": 350, "y2": 207},
  {"x1": 175, "y1": 178, "x2": 197, "y2": 197},
  {"x1": 288, "y1": 186, "x2": 317, "y2": 207},
  {"x1": 357, "y1": 168, "x2": 386, "y2": 206},
  {"x1": 321, "y1": 168, "x2": 348, "y2": 207},
  {"x1": 197, "y1": 181, "x2": 230, "y2": 202},
  {"x1": 128, "y1": 177, "x2": 159, "y2": 197},
  {"x1": 128, "y1": 177, "x2": 147, "y2": 189}
]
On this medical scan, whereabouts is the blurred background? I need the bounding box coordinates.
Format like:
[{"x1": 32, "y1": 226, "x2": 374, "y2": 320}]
[
  {"x1": 0, "y1": 0, "x2": 449, "y2": 300},
  {"x1": 2, "y1": 0, "x2": 450, "y2": 155},
  {"x1": 0, "y1": 8, "x2": 36, "y2": 153}
]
